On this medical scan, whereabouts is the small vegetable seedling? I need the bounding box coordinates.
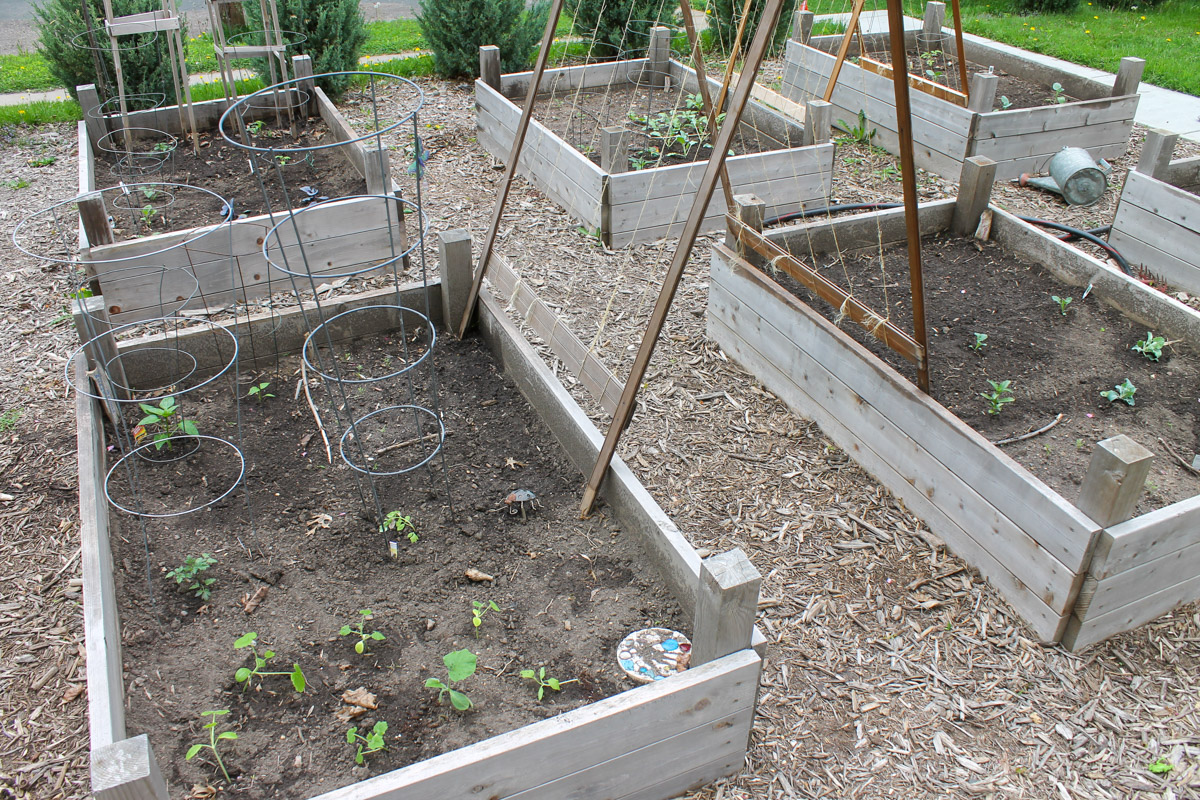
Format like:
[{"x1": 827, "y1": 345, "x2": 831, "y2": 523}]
[
  {"x1": 980, "y1": 379, "x2": 1015, "y2": 415},
  {"x1": 186, "y1": 709, "x2": 237, "y2": 784},
  {"x1": 340, "y1": 609, "x2": 385, "y2": 655},
  {"x1": 233, "y1": 632, "x2": 306, "y2": 692},
  {"x1": 1048, "y1": 82, "x2": 1067, "y2": 104},
  {"x1": 166, "y1": 553, "x2": 216, "y2": 601},
  {"x1": 247, "y1": 381, "x2": 274, "y2": 401},
  {"x1": 1050, "y1": 295, "x2": 1072, "y2": 316},
  {"x1": 380, "y1": 510, "x2": 418, "y2": 543},
  {"x1": 970, "y1": 332, "x2": 988, "y2": 352},
  {"x1": 425, "y1": 649, "x2": 476, "y2": 711},
  {"x1": 1100, "y1": 378, "x2": 1137, "y2": 406},
  {"x1": 471, "y1": 600, "x2": 499, "y2": 637},
  {"x1": 998, "y1": 95, "x2": 1013, "y2": 110},
  {"x1": 520, "y1": 666, "x2": 578, "y2": 701},
  {"x1": 1147, "y1": 758, "x2": 1174, "y2": 775},
  {"x1": 1131, "y1": 331, "x2": 1165, "y2": 362},
  {"x1": 137, "y1": 396, "x2": 198, "y2": 450},
  {"x1": 346, "y1": 721, "x2": 387, "y2": 764}
]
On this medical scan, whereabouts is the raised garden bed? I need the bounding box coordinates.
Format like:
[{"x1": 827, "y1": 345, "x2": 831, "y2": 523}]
[
  {"x1": 476, "y1": 55, "x2": 835, "y2": 248},
  {"x1": 73, "y1": 59, "x2": 405, "y2": 327},
  {"x1": 780, "y1": 4, "x2": 1144, "y2": 181},
  {"x1": 78, "y1": 258, "x2": 763, "y2": 799},
  {"x1": 1110, "y1": 129, "x2": 1200, "y2": 296},
  {"x1": 708, "y1": 177, "x2": 1200, "y2": 650}
]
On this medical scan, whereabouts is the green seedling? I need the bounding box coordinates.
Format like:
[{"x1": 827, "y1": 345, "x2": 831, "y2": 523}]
[
  {"x1": 140, "y1": 186, "x2": 158, "y2": 201},
  {"x1": 836, "y1": 109, "x2": 875, "y2": 145},
  {"x1": 1051, "y1": 295, "x2": 1072, "y2": 316},
  {"x1": 425, "y1": 649, "x2": 476, "y2": 711},
  {"x1": 340, "y1": 609, "x2": 385, "y2": 655},
  {"x1": 919, "y1": 50, "x2": 943, "y2": 80},
  {"x1": 247, "y1": 381, "x2": 274, "y2": 402},
  {"x1": 29, "y1": 156, "x2": 57, "y2": 167},
  {"x1": 186, "y1": 710, "x2": 237, "y2": 784},
  {"x1": 247, "y1": 120, "x2": 266, "y2": 135},
  {"x1": 980, "y1": 379, "x2": 1015, "y2": 415},
  {"x1": 1100, "y1": 378, "x2": 1137, "y2": 406},
  {"x1": 137, "y1": 396, "x2": 199, "y2": 450},
  {"x1": 577, "y1": 225, "x2": 601, "y2": 241},
  {"x1": 520, "y1": 666, "x2": 578, "y2": 701},
  {"x1": 380, "y1": 510, "x2": 418, "y2": 543},
  {"x1": 1048, "y1": 82, "x2": 1067, "y2": 104},
  {"x1": 166, "y1": 553, "x2": 217, "y2": 601},
  {"x1": 347, "y1": 721, "x2": 387, "y2": 764},
  {"x1": 1147, "y1": 758, "x2": 1173, "y2": 775},
  {"x1": 140, "y1": 205, "x2": 157, "y2": 226},
  {"x1": 1131, "y1": 331, "x2": 1166, "y2": 362},
  {"x1": 275, "y1": 155, "x2": 292, "y2": 166},
  {"x1": 0, "y1": 408, "x2": 20, "y2": 432},
  {"x1": 471, "y1": 600, "x2": 499, "y2": 637},
  {"x1": 4, "y1": 178, "x2": 29, "y2": 189},
  {"x1": 152, "y1": 141, "x2": 173, "y2": 153},
  {"x1": 970, "y1": 332, "x2": 988, "y2": 352},
  {"x1": 233, "y1": 632, "x2": 306, "y2": 693},
  {"x1": 998, "y1": 95, "x2": 1013, "y2": 110}
]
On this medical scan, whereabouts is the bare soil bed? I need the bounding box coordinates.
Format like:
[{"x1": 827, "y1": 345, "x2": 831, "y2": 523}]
[
  {"x1": 895, "y1": 46, "x2": 1072, "y2": 110},
  {"x1": 108, "y1": 334, "x2": 681, "y2": 798},
  {"x1": 774, "y1": 233, "x2": 1200, "y2": 513}
]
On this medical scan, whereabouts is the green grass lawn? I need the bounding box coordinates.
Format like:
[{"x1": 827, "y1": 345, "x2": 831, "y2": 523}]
[{"x1": 802, "y1": 0, "x2": 1199, "y2": 96}]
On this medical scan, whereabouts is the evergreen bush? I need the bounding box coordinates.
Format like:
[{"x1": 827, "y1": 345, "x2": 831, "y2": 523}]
[
  {"x1": 1014, "y1": 0, "x2": 1080, "y2": 11},
  {"x1": 706, "y1": 0, "x2": 796, "y2": 55},
  {"x1": 567, "y1": 0, "x2": 677, "y2": 59},
  {"x1": 417, "y1": 0, "x2": 550, "y2": 79},
  {"x1": 243, "y1": 0, "x2": 368, "y2": 97}
]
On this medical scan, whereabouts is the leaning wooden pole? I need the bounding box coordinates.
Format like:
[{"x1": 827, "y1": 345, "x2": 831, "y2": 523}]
[
  {"x1": 950, "y1": 0, "x2": 969, "y2": 100},
  {"x1": 579, "y1": 0, "x2": 788, "y2": 518},
  {"x1": 886, "y1": 0, "x2": 932, "y2": 394},
  {"x1": 455, "y1": 0, "x2": 566, "y2": 340},
  {"x1": 678, "y1": 0, "x2": 734, "y2": 209}
]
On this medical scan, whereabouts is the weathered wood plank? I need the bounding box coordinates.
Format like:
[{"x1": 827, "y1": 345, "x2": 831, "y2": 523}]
[
  {"x1": 314, "y1": 86, "x2": 368, "y2": 179},
  {"x1": 1063, "y1": 570, "x2": 1200, "y2": 651},
  {"x1": 476, "y1": 124, "x2": 603, "y2": 226},
  {"x1": 1164, "y1": 156, "x2": 1200, "y2": 189},
  {"x1": 972, "y1": 95, "x2": 1138, "y2": 140},
  {"x1": 1076, "y1": 434, "x2": 1155, "y2": 528},
  {"x1": 706, "y1": 275, "x2": 1070, "y2": 639},
  {"x1": 608, "y1": 145, "x2": 833, "y2": 202},
  {"x1": 765, "y1": 200, "x2": 956, "y2": 257},
  {"x1": 1075, "y1": 535, "x2": 1200, "y2": 621},
  {"x1": 1116, "y1": 169, "x2": 1200, "y2": 233},
  {"x1": 500, "y1": 59, "x2": 643, "y2": 98},
  {"x1": 79, "y1": 121, "x2": 96, "y2": 194},
  {"x1": 91, "y1": 735, "x2": 168, "y2": 800},
  {"x1": 614, "y1": 752, "x2": 747, "y2": 800},
  {"x1": 693, "y1": 549, "x2": 761, "y2": 665},
  {"x1": 1086, "y1": 494, "x2": 1200, "y2": 580},
  {"x1": 970, "y1": 119, "x2": 1132, "y2": 162}
]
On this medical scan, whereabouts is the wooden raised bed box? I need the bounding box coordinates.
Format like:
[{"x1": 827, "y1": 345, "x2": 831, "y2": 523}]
[
  {"x1": 707, "y1": 169, "x2": 1200, "y2": 650},
  {"x1": 74, "y1": 57, "x2": 403, "y2": 327},
  {"x1": 78, "y1": 248, "x2": 763, "y2": 799},
  {"x1": 1110, "y1": 129, "x2": 1200, "y2": 296},
  {"x1": 779, "y1": 6, "x2": 1143, "y2": 181},
  {"x1": 476, "y1": 55, "x2": 835, "y2": 248}
]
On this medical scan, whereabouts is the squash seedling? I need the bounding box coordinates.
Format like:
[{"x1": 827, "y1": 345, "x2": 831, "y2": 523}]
[
  {"x1": 346, "y1": 721, "x2": 387, "y2": 764},
  {"x1": 471, "y1": 600, "x2": 500, "y2": 637},
  {"x1": 247, "y1": 381, "x2": 274, "y2": 402},
  {"x1": 340, "y1": 609, "x2": 385, "y2": 655},
  {"x1": 166, "y1": 553, "x2": 216, "y2": 601},
  {"x1": 1101, "y1": 378, "x2": 1137, "y2": 406},
  {"x1": 380, "y1": 510, "x2": 418, "y2": 543},
  {"x1": 425, "y1": 649, "x2": 476, "y2": 711},
  {"x1": 520, "y1": 666, "x2": 578, "y2": 701},
  {"x1": 980, "y1": 379, "x2": 1015, "y2": 415},
  {"x1": 233, "y1": 632, "x2": 306, "y2": 692},
  {"x1": 970, "y1": 332, "x2": 987, "y2": 352},
  {"x1": 137, "y1": 396, "x2": 198, "y2": 450},
  {"x1": 1131, "y1": 331, "x2": 1165, "y2": 362},
  {"x1": 1050, "y1": 295, "x2": 1072, "y2": 316},
  {"x1": 186, "y1": 709, "x2": 236, "y2": 783}
]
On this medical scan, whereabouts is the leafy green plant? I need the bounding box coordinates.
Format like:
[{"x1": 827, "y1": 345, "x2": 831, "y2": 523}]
[
  {"x1": 1100, "y1": 378, "x2": 1137, "y2": 406},
  {"x1": 233, "y1": 632, "x2": 306, "y2": 693},
  {"x1": 4, "y1": 178, "x2": 30, "y2": 189},
  {"x1": 152, "y1": 141, "x2": 173, "y2": 153},
  {"x1": 29, "y1": 156, "x2": 57, "y2": 167},
  {"x1": 247, "y1": 381, "x2": 274, "y2": 402},
  {"x1": 247, "y1": 120, "x2": 266, "y2": 135},
  {"x1": 137, "y1": 396, "x2": 199, "y2": 450},
  {"x1": 919, "y1": 49, "x2": 943, "y2": 80},
  {"x1": 140, "y1": 205, "x2": 157, "y2": 226},
  {"x1": 274, "y1": 155, "x2": 293, "y2": 166},
  {"x1": 970, "y1": 332, "x2": 988, "y2": 352},
  {"x1": 185, "y1": 710, "x2": 237, "y2": 784},
  {"x1": 380, "y1": 510, "x2": 418, "y2": 543},
  {"x1": 1131, "y1": 331, "x2": 1165, "y2": 362},
  {"x1": 1047, "y1": 82, "x2": 1068, "y2": 104},
  {"x1": 425, "y1": 649, "x2": 476, "y2": 711},
  {"x1": 471, "y1": 600, "x2": 499, "y2": 637},
  {"x1": 998, "y1": 95, "x2": 1013, "y2": 110},
  {"x1": 140, "y1": 186, "x2": 158, "y2": 201},
  {"x1": 0, "y1": 408, "x2": 21, "y2": 432},
  {"x1": 166, "y1": 553, "x2": 217, "y2": 601},
  {"x1": 347, "y1": 720, "x2": 387, "y2": 764},
  {"x1": 1147, "y1": 758, "x2": 1174, "y2": 775},
  {"x1": 417, "y1": 0, "x2": 549, "y2": 79},
  {"x1": 836, "y1": 110, "x2": 875, "y2": 145},
  {"x1": 340, "y1": 609, "x2": 385, "y2": 655},
  {"x1": 980, "y1": 379, "x2": 1015, "y2": 415},
  {"x1": 1050, "y1": 295, "x2": 1072, "y2": 316},
  {"x1": 520, "y1": 666, "x2": 578, "y2": 700}
]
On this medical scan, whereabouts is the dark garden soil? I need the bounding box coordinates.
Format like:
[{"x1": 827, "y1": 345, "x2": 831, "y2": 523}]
[
  {"x1": 101, "y1": 117, "x2": 367, "y2": 242},
  {"x1": 534, "y1": 82, "x2": 778, "y2": 171},
  {"x1": 774, "y1": 233, "x2": 1200, "y2": 515},
  {"x1": 887, "y1": 44, "x2": 1074, "y2": 111},
  {"x1": 107, "y1": 333, "x2": 683, "y2": 799}
]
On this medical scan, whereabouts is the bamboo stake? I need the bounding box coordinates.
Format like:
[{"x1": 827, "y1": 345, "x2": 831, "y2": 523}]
[{"x1": 579, "y1": 0, "x2": 788, "y2": 517}]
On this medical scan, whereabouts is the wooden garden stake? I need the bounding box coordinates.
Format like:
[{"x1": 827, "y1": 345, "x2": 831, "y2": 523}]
[
  {"x1": 949, "y1": 0, "x2": 970, "y2": 100},
  {"x1": 580, "y1": 0, "x2": 788, "y2": 517},
  {"x1": 692, "y1": 549, "x2": 761, "y2": 666},
  {"x1": 1077, "y1": 435, "x2": 1154, "y2": 527},
  {"x1": 677, "y1": 0, "x2": 733, "y2": 209}
]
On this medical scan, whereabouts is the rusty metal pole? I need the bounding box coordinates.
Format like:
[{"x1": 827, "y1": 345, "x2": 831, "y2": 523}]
[
  {"x1": 456, "y1": 0, "x2": 566, "y2": 339},
  {"x1": 579, "y1": 0, "x2": 788, "y2": 518},
  {"x1": 886, "y1": 0, "x2": 931, "y2": 394}
]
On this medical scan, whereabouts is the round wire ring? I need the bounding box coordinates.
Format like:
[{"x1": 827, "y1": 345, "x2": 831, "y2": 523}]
[
  {"x1": 262, "y1": 194, "x2": 427, "y2": 279},
  {"x1": 14, "y1": 182, "x2": 233, "y2": 266},
  {"x1": 241, "y1": 86, "x2": 311, "y2": 115},
  {"x1": 302, "y1": 305, "x2": 435, "y2": 384},
  {"x1": 64, "y1": 316, "x2": 239, "y2": 404},
  {"x1": 339, "y1": 405, "x2": 444, "y2": 476},
  {"x1": 71, "y1": 25, "x2": 159, "y2": 52},
  {"x1": 225, "y1": 28, "x2": 308, "y2": 50},
  {"x1": 218, "y1": 70, "x2": 424, "y2": 155},
  {"x1": 105, "y1": 434, "x2": 246, "y2": 518},
  {"x1": 89, "y1": 93, "x2": 167, "y2": 120},
  {"x1": 97, "y1": 127, "x2": 178, "y2": 159},
  {"x1": 110, "y1": 186, "x2": 176, "y2": 211},
  {"x1": 104, "y1": 345, "x2": 198, "y2": 396}
]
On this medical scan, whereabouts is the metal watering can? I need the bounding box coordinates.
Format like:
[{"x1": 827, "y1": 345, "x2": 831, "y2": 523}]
[{"x1": 1018, "y1": 147, "x2": 1112, "y2": 206}]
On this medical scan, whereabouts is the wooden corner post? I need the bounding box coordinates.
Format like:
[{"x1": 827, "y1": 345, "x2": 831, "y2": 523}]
[
  {"x1": 77, "y1": 83, "x2": 109, "y2": 156},
  {"x1": 801, "y1": 99, "x2": 832, "y2": 146},
  {"x1": 601, "y1": 127, "x2": 630, "y2": 174},
  {"x1": 1136, "y1": 128, "x2": 1177, "y2": 180},
  {"x1": 692, "y1": 549, "x2": 761, "y2": 666},
  {"x1": 78, "y1": 191, "x2": 115, "y2": 248},
  {"x1": 1111, "y1": 57, "x2": 1145, "y2": 98},
  {"x1": 91, "y1": 735, "x2": 169, "y2": 800},
  {"x1": 793, "y1": 9, "x2": 814, "y2": 44},
  {"x1": 647, "y1": 26, "x2": 671, "y2": 88},
  {"x1": 1076, "y1": 434, "x2": 1154, "y2": 528},
  {"x1": 952, "y1": 155, "x2": 997, "y2": 237},
  {"x1": 479, "y1": 46, "x2": 502, "y2": 92},
  {"x1": 292, "y1": 55, "x2": 316, "y2": 116},
  {"x1": 730, "y1": 194, "x2": 765, "y2": 265},
  {"x1": 967, "y1": 72, "x2": 998, "y2": 113},
  {"x1": 438, "y1": 229, "x2": 474, "y2": 334}
]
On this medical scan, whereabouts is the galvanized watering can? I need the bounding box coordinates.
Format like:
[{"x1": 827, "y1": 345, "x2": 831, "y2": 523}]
[{"x1": 1018, "y1": 147, "x2": 1112, "y2": 206}]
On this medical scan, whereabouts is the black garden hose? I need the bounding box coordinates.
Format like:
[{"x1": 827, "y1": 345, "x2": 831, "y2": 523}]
[{"x1": 763, "y1": 204, "x2": 1133, "y2": 276}]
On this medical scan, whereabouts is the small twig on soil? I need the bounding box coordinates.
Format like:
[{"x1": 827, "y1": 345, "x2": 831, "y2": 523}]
[
  {"x1": 1157, "y1": 437, "x2": 1200, "y2": 476},
  {"x1": 990, "y1": 413, "x2": 1063, "y2": 446},
  {"x1": 908, "y1": 567, "x2": 967, "y2": 592},
  {"x1": 375, "y1": 432, "x2": 440, "y2": 457},
  {"x1": 299, "y1": 361, "x2": 332, "y2": 464}
]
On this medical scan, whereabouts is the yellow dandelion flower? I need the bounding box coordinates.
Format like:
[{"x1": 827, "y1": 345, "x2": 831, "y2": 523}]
[
  {"x1": 1140, "y1": 15, "x2": 1145, "y2": 19},
  {"x1": 1029, "y1": 26, "x2": 1035, "y2": 30},
  {"x1": 1166, "y1": 37, "x2": 1171, "y2": 41},
  {"x1": 1085, "y1": 29, "x2": 1090, "y2": 33},
  {"x1": 1093, "y1": 15, "x2": 1098, "y2": 18}
]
